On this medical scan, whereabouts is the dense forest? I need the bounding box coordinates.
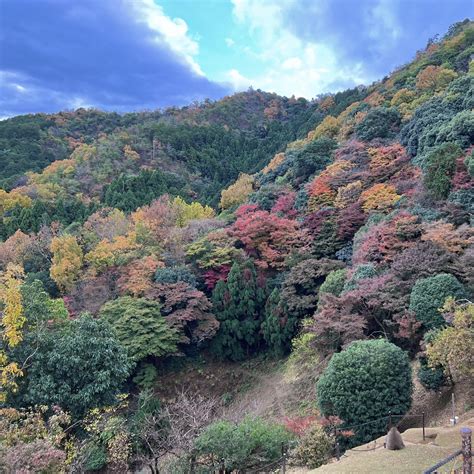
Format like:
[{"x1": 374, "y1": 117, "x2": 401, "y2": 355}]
[{"x1": 1, "y1": 19, "x2": 473, "y2": 473}]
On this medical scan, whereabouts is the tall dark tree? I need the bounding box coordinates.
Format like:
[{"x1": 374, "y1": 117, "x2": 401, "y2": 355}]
[{"x1": 211, "y1": 260, "x2": 266, "y2": 360}]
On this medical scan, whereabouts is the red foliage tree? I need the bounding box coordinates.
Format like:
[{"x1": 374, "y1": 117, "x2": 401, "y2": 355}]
[
  {"x1": 230, "y1": 205, "x2": 310, "y2": 269},
  {"x1": 145, "y1": 282, "x2": 219, "y2": 345}
]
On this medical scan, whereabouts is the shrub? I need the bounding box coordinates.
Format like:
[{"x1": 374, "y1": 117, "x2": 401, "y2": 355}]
[
  {"x1": 417, "y1": 356, "x2": 446, "y2": 391},
  {"x1": 319, "y1": 269, "x2": 347, "y2": 297},
  {"x1": 194, "y1": 417, "x2": 293, "y2": 472},
  {"x1": 317, "y1": 340, "x2": 412, "y2": 446},
  {"x1": 4, "y1": 439, "x2": 67, "y2": 473},
  {"x1": 409, "y1": 273, "x2": 466, "y2": 329},
  {"x1": 289, "y1": 423, "x2": 333, "y2": 469}
]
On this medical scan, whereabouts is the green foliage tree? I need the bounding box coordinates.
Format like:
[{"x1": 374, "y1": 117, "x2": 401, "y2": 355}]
[
  {"x1": 194, "y1": 417, "x2": 293, "y2": 472},
  {"x1": 99, "y1": 296, "x2": 178, "y2": 363},
  {"x1": 15, "y1": 314, "x2": 131, "y2": 417},
  {"x1": 424, "y1": 143, "x2": 461, "y2": 198},
  {"x1": 319, "y1": 269, "x2": 347, "y2": 297},
  {"x1": 210, "y1": 260, "x2": 266, "y2": 361},
  {"x1": 317, "y1": 339, "x2": 412, "y2": 446},
  {"x1": 409, "y1": 273, "x2": 466, "y2": 329},
  {"x1": 355, "y1": 107, "x2": 401, "y2": 141}
]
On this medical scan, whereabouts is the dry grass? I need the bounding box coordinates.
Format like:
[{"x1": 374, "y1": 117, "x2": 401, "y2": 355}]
[{"x1": 294, "y1": 414, "x2": 474, "y2": 474}]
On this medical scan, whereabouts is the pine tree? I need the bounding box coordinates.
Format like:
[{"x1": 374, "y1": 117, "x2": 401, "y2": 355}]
[{"x1": 211, "y1": 260, "x2": 266, "y2": 360}]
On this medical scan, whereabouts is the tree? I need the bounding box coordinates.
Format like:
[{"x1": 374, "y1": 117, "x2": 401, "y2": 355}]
[
  {"x1": 317, "y1": 340, "x2": 412, "y2": 446},
  {"x1": 355, "y1": 107, "x2": 401, "y2": 141},
  {"x1": 117, "y1": 256, "x2": 163, "y2": 297},
  {"x1": 220, "y1": 173, "x2": 254, "y2": 210},
  {"x1": 99, "y1": 296, "x2": 178, "y2": 363},
  {"x1": 210, "y1": 260, "x2": 266, "y2": 361},
  {"x1": 424, "y1": 143, "x2": 461, "y2": 198},
  {"x1": 194, "y1": 417, "x2": 293, "y2": 472},
  {"x1": 360, "y1": 183, "x2": 401, "y2": 212},
  {"x1": 416, "y1": 65, "x2": 457, "y2": 92},
  {"x1": 309, "y1": 115, "x2": 340, "y2": 140},
  {"x1": 319, "y1": 269, "x2": 347, "y2": 297},
  {"x1": 144, "y1": 282, "x2": 219, "y2": 347},
  {"x1": 426, "y1": 298, "x2": 474, "y2": 382},
  {"x1": 0, "y1": 264, "x2": 25, "y2": 401},
  {"x1": 261, "y1": 288, "x2": 296, "y2": 356},
  {"x1": 172, "y1": 196, "x2": 215, "y2": 227},
  {"x1": 281, "y1": 258, "x2": 344, "y2": 321},
  {"x1": 230, "y1": 205, "x2": 310, "y2": 269},
  {"x1": 16, "y1": 315, "x2": 131, "y2": 417},
  {"x1": 50, "y1": 235, "x2": 83, "y2": 292},
  {"x1": 409, "y1": 273, "x2": 466, "y2": 329}
]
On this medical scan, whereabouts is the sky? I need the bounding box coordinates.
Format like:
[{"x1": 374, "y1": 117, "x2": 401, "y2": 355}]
[{"x1": 0, "y1": 0, "x2": 472, "y2": 117}]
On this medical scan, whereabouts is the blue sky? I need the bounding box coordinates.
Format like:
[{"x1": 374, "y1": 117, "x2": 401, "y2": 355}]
[{"x1": 0, "y1": 0, "x2": 471, "y2": 117}]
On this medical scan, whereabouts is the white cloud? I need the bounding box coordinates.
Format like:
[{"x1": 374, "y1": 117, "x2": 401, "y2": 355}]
[
  {"x1": 225, "y1": 68, "x2": 252, "y2": 90},
  {"x1": 225, "y1": 37, "x2": 235, "y2": 47},
  {"x1": 129, "y1": 0, "x2": 204, "y2": 76},
  {"x1": 229, "y1": 0, "x2": 372, "y2": 98}
]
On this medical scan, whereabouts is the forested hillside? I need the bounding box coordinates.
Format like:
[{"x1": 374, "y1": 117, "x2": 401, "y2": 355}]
[{"x1": 0, "y1": 19, "x2": 473, "y2": 473}]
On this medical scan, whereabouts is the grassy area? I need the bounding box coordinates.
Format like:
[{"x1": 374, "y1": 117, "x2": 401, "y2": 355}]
[{"x1": 302, "y1": 415, "x2": 474, "y2": 474}]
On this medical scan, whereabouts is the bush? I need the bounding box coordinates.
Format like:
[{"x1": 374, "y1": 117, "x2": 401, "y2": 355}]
[
  {"x1": 317, "y1": 339, "x2": 412, "y2": 446},
  {"x1": 289, "y1": 424, "x2": 333, "y2": 469},
  {"x1": 319, "y1": 269, "x2": 347, "y2": 297},
  {"x1": 409, "y1": 273, "x2": 466, "y2": 330},
  {"x1": 194, "y1": 417, "x2": 293, "y2": 472},
  {"x1": 417, "y1": 356, "x2": 446, "y2": 391},
  {"x1": 355, "y1": 107, "x2": 401, "y2": 141}
]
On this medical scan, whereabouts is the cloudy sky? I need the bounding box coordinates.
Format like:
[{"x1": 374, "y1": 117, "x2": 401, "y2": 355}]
[{"x1": 0, "y1": 0, "x2": 471, "y2": 116}]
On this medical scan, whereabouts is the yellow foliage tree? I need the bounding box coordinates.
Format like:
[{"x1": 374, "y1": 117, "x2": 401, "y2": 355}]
[
  {"x1": 0, "y1": 264, "x2": 26, "y2": 402},
  {"x1": 219, "y1": 174, "x2": 254, "y2": 210},
  {"x1": 334, "y1": 181, "x2": 363, "y2": 209},
  {"x1": 360, "y1": 183, "x2": 401, "y2": 212},
  {"x1": 123, "y1": 144, "x2": 140, "y2": 161},
  {"x1": 172, "y1": 196, "x2": 215, "y2": 227},
  {"x1": 262, "y1": 153, "x2": 285, "y2": 174},
  {"x1": 85, "y1": 233, "x2": 138, "y2": 273},
  {"x1": 308, "y1": 116, "x2": 340, "y2": 140},
  {"x1": 0, "y1": 189, "x2": 32, "y2": 214},
  {"x1": 50, "y1": 235, "x2": 84, "y2": 292},
  {"x1": 427, "y1": 298, "x2": 474, "y2": 382}
]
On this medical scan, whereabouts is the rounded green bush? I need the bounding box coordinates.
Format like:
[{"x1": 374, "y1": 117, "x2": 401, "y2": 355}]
[
  {"x1": 319, "y1": 269, "x2": 347, "y2": 297},
  {"x1": 417, "y1": 356, "x2": 447, "y2": 391},
  {"x1": 409, "y1": 273, "x2": 466, "y2": 329},
  {"x1": 317, "y1": 339, "x2": 412, "y2": 446}
]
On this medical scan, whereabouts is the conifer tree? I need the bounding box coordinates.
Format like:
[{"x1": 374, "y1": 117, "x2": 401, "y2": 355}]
[
  {"x1": 211, "y1": 260, "x2": 266, "y2": 360},
  {"x1": 261, "y1": 288, "x2": 297, "y2": 356}
]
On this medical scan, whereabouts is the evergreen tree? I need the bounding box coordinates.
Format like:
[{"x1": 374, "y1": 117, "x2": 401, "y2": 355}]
[
  {"x1": 261, "y1": 288, "x2": 297, "y2": 356},
  {"x1": 211, "y1": 260, "x2": 266, "y2": 360}
]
